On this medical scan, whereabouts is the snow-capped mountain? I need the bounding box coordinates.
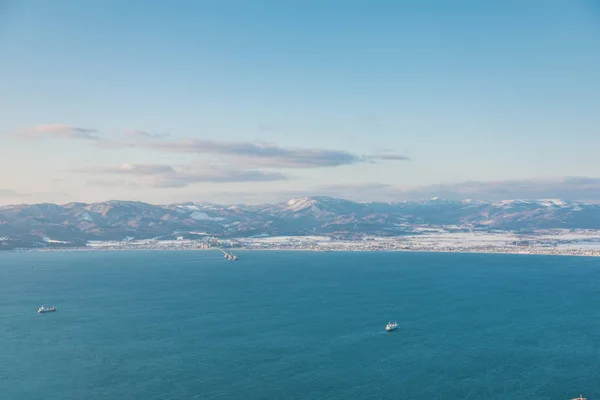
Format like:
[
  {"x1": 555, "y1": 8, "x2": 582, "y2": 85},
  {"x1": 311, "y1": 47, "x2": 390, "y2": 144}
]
[{"x1": 1, "y1": 196, "x2": 600, "y2": 249}]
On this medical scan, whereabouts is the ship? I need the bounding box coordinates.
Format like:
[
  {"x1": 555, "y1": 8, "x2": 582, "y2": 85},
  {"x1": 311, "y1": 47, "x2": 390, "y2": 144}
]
[
  {"x1": 385, "y1": 321, "x2": 398, "y2": 332},
  {"x1": 38, "y1": 305, "x2": 56, "y2": 314}
]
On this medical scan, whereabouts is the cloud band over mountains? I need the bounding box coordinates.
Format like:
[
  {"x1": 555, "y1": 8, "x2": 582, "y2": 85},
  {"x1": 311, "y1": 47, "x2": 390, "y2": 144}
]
[
  {"x1": 139, "y1": 139, "x2": 409, "y2": 168},
  {"x1": 4, "y1": 176, "x2": 600, "y2": 204},
  {"x1": 311, "y1": 177, "x2": 600, "y2": 203},
  {"x1": 16, "y1": 124, "x2": 409, "y2": 189},
  {"x1": 72, "y1": 163, "x2": 288, "y2": 188},
  {"x1": 15, "y1": 124, "x2": 409, "y2": 170},
  {"x1": 144, "y1": 139, "x2": 368, "y2": 168},
  {"x1": 10, "y1": 124, "x2": 600, "y2": 204},
  {"x1": 189, "y1": 177, "x2": 600, "y2": 204}
]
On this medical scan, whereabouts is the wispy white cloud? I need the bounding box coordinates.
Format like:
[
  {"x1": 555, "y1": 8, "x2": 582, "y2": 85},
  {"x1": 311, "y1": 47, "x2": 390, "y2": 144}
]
[
  {"x1": 12, "y1": 125, "x2": 409, "y2": 170},
  {"x1": 125, "y1": 129, "x2": 170, "y2": 139},
  {"x1": 73, "y1": 163, "x2": 175, "y2": 175},
  {"x1": 86, "y1": 179, "x2": 140, "y2": 188},
  {"x1": 151, "y1": 169, "x2": 289, "y2": 188},
  {"x1": 12, "y1": 124, "x2": 134, "y2": 150},
  {"x1": 142, "y1": 138, "x2": 409, "y2": 168},
  {"x1": 366, "y1": 154, "x2": 410, "y2": 161},
  {"x1": 76, "y1": 163, "x2": 289, "y2": 188},
  {"x1": 144, "y1": 139, "x2": 359, "y2": 167},
  {"x1": 16, "y1": 124, "x2": 100, "y2": 140}
]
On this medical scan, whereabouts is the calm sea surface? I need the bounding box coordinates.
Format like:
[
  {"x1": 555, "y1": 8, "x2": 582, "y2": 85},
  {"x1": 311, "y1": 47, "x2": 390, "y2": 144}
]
[{"x1": 1, "y1": 251, "x2": 600, "y2": 399}]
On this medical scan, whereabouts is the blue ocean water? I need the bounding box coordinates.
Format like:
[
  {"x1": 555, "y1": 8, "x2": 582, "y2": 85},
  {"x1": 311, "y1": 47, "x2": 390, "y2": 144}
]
[{"x1": 1, "y1": 250, "x2": 600, "y2": 399}]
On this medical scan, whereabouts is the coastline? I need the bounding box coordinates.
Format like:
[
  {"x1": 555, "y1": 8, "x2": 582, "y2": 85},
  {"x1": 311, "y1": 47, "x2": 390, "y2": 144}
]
[
  {"x1": 5, "y1": 231, "x2": 600, "y2": 258},
  {"x1": 6, "y1": 245, "x2": 600, "y2": 258}
]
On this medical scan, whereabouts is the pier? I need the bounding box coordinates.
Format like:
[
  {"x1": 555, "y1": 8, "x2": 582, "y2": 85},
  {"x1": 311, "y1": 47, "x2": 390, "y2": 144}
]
[{"x1": 217, "y1": 247, "x2": 238, "y2": 261}]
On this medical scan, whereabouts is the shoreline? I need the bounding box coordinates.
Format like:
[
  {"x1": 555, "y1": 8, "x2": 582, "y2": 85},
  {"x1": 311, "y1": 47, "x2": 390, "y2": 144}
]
[
  {"x1": 5, "y1": 230, "x2": 600, "y2": 259},
  {"x1": 4, "y1": 246, "x2": 600, "y2": 258}
]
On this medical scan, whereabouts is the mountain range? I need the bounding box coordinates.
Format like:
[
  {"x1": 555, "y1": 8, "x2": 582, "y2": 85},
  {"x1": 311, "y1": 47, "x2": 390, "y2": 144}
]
[{"x1": 1, "y1": 196, "x2": 600, "y2": 249}]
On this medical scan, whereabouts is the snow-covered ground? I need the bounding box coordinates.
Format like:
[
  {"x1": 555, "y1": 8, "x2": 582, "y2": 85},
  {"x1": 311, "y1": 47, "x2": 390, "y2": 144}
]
[
  {"x1": 407, "y1": 232, "x2": 516, "y2": 246},
  {"x1": 25, "y1": 229, "x2": 599, "y2": 256},
  {"x1": 246, "y1": 235, "x2": 331, "y2": 244},
  {"x1": 189, "y1": 211, "x2": 225, "y2": 221},
  {"x1": 559, "y1": 242, "x2": 600, "y2": 250},
  {"x1": 238, "y1": 231, "x2": 600, "y2": 253},
  {"x1": 43, "y1": 237, "x2": 70, "y2": 244}
]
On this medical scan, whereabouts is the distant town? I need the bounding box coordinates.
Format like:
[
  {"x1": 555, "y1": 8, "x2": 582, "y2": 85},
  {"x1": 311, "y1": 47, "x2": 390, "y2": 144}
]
[{"x1": 24, "y1": 229, "x2": 600, "y2": 257}]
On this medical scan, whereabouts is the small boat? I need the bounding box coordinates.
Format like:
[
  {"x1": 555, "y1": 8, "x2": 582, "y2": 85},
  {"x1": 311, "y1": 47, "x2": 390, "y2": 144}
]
[
  {"x1": 38, "y1": 305, "x2": 56, "y2": 314},
  {"x1": 385, "y1": 321, "x2": 398, "y2": 332},
  {"x1": 571, "y1": 396, "x2": 587, "y2": 400}
]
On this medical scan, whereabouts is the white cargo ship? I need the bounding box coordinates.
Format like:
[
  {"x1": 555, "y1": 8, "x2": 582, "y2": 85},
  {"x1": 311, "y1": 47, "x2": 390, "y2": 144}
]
[
  {"x1": 385, "y1": 321, "x2": 398, "y2": 332},
  {"x1": 38, "y1": 305, "x2": 56, "y2": 314}
]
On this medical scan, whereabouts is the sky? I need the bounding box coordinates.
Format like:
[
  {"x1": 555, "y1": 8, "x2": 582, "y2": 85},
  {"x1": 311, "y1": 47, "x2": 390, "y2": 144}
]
[{"x1": 0, "y1": 0, "x2": 599, "y2": 205}]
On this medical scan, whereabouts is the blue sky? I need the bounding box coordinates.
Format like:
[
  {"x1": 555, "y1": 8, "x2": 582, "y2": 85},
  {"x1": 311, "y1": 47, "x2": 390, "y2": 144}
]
[{"x1": 1, "y1": 0, "x2": 599, "y2": 204}]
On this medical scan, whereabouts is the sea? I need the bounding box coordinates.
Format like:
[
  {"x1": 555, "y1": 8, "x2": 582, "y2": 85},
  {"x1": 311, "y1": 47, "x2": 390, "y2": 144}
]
[{"x1": 1, "y1": 250, "x2": 600, "y2": 400}]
